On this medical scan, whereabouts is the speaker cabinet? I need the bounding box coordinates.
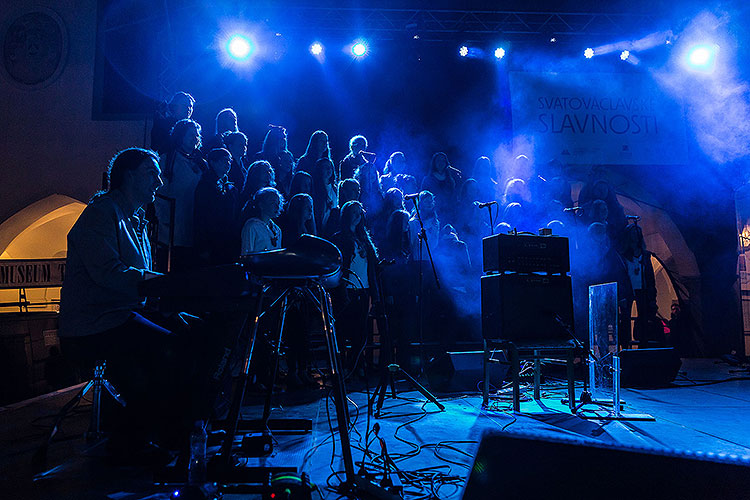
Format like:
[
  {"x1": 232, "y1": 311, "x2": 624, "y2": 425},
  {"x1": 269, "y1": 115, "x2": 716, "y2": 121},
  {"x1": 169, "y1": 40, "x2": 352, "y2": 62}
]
[
  {"x1": 619, "y1": 348, "x2": 682, "y2": 387},
  {"x1": 481, "y1": 274, "x2": 573, "y2": 342},
  {"x1": 463, "y1": 431, "x2": 750, "y2": 499}
]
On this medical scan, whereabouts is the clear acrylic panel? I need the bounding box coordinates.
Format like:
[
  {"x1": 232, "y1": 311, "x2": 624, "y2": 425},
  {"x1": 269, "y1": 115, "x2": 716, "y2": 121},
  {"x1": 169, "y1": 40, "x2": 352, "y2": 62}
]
[{"x1": 589, "y1": 282, "x2": 618, "y2": 400}]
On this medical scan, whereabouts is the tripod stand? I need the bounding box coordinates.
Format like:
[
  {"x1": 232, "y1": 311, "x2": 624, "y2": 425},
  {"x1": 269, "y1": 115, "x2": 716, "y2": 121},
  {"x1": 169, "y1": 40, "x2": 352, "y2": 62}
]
[
  {"x1": 32, "y1": 361, "x2": 126, "y2": 472},
  {"x1": 369, "y1": 256, "x2": 444, "y2": 417}
]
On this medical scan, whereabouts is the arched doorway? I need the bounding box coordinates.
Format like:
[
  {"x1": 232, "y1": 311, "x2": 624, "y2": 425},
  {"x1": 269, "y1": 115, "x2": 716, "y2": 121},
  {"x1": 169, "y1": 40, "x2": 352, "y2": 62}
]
[{"x1": 0, "y1": 195, "x2": 85, "y2": 312}]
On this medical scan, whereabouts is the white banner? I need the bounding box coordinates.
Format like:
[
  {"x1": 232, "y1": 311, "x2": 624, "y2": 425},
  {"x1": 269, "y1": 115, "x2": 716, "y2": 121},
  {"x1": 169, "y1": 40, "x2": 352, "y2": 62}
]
[
  {"x1": 0, "y1": 259, "x2": 66, "y2": 289},
  {"x1": 509, "y1": 72, "x2": 688, "y2": 165}
]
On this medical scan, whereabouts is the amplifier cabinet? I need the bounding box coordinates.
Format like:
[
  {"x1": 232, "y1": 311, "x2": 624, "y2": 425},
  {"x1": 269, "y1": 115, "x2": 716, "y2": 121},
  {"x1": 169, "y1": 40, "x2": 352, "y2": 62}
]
[
  {"x1": 482, "y1": 233, "x2": 569, "y2": 274},
  {"x1": 481, "y1": 273, "x2": 573, "y2": 342}
]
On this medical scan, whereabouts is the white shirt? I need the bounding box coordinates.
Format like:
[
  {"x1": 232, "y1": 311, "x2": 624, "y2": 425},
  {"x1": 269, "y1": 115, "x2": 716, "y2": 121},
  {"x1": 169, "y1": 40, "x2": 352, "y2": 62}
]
[
  {"x1": 241, "y1": 218, "x2": 282, "y2": 254},
  {"x1": 625, "y1": 257, "x2": 643, "y2": 290},
  {"x1": 348, "y1": 240, "x2": 369, "y2": 289},
  {"x1": 156, "y1": 153, "x2": 202, "y2": 247}
]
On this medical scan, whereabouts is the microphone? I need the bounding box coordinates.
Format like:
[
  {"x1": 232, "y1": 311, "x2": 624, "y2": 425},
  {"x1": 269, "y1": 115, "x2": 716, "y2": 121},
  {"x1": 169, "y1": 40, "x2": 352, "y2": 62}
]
[
  {"x1": 404, "y1": 193, "x2": 420, "y2": 201},
  {"x1": 360, "y1": 151, "x2": 377, "y2": 158},
  {"x1": 626, "y1": 214, "x2": 641, "y2": 221},
  {"x1": 474, "y1": 200, "x2": 497, "y2": 209}
]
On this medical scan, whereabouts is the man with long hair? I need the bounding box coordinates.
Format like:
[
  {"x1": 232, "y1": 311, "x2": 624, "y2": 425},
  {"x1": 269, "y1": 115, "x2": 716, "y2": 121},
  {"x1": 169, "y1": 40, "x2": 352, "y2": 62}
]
[{"x1": 59, "y1": 148, "x2": 198, "y2": 459}]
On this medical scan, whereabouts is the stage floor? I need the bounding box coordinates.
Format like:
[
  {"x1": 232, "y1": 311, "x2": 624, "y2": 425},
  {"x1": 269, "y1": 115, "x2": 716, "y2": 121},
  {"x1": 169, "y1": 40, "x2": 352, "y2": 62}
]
[{"x1": 2, "y1": 358, "x2": 750, "y2": 499}]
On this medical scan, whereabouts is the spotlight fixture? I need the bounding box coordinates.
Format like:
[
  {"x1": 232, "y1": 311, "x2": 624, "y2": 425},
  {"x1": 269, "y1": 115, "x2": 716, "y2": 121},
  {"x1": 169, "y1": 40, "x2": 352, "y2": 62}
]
[
  {"x1": 494, "y1": 47, "x2": 506, "y2": 59},
  {"x1": 550, "y1": 37, "x2": 557, "y2": 43},
  {"x1": 685, "y1": 44, "x2": 718, "y2": 71},
  {"x1": 351, "y1": 41, "x2": 368, "y2": 57},
  {"x1": 584, "y1": 47, "x2": 594, "y2": 59},
  {"x1": 310, "y1": 42, "x2": 323, "y2": 56},
  {"x1": 620, "y1": 50, "x2": 630, "y2": 61},
  {"x1": 226, "y1": 34, "x2": 253, "y2": 61},
  {"x1": 459, "y1": 45, "x2": 469, "y2": 57}
]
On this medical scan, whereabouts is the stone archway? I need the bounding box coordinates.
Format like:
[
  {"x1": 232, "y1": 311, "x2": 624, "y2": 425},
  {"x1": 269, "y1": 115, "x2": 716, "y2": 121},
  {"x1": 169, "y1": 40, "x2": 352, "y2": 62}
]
[{"x1": 0, "y1": 194, "x2": 85, "y2": 311}]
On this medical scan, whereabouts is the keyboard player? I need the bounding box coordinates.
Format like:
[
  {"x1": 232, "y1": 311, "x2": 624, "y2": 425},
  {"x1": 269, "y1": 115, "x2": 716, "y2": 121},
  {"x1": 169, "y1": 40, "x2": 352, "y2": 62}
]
[{"x1": 58, "y1": 148, "x2": 200, "y2": 459}]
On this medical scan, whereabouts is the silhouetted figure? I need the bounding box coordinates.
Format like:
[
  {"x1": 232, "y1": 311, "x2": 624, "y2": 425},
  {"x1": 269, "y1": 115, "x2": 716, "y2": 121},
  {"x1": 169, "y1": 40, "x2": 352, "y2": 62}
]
[
  {"x1": 501, "y1": 178, "x2": 529, "y2": 207},
  {"x1": 59, "y1": 148, "x2": 200, "y2": 456},
  {"x1": 437, "y1": 224, "x2": 472, "y2": 287},
  {"x1": 278, "y1": 193, "x2": 318, "y2": 389},
  {"x1": 620, "y1": 222, "x2": 661, "y2": 347},
  {"x1": 289, "y1": 171, "x2": 314, "y2": 198},
  {"x1": 331, "y1": 201, "x2": 379, "y2": 371},
  {"x1": 194, "y1": 148, "x2": 239, "y2": 265},
  {"x1": 151, "y1": 91, "x2": 194, "y2": 154},
  {"x1": 202, "y1": 108, "x2": 239, "y2": 153},
  {"x1": 354, "y1": 151, "x2": 382, "y2": 219},
  {"x1": 155, "y1": 119, "x2": 207, "y2": 271},
  {"x1": 456, "y1": 178, "x2": 488, "y2": 273},
  {"x1": 570, "y1": 222, "x2": 631, "y2": 345},
  {"x1": 339, "y1": 135, "x2": 370, "y2": 181},
  {"x1": 241, "y1": 187, "x2": 283, "y2": 254},
  {"x1": 379, "y1": 152, "x2": 408, "y2": 193},
  {"x1": 280, "y1": 193, "x2": 316, "y2": 247},
  {"x1": 239, "y1": 160, "x2": 276, "y2": 227},
  {"x1": 667, "y1": 302, "x2": 692, "y2": 356},
  {"x1": 296, "y1": 130, "x2": 332, "y2": 177},
  {"x1": 255, "y1": 125, "x2": 295, "y2": 197},
  {"x1": 382, "y1": 209, "x2": 411, "y2": 263},
  {"x1": 578, "y1": 174, "x2": 627, "y2": 250},
  {"x1": 409, "y1": 191, "x2": 440, "y2": 260},
  {"x1": 395, "y1": 175, "x2": 419, "y2": 211},
  {"x1": 323, "y1": 178, "x2": 360, "y2": 239},
  {"x1": 371, "y1": 187, "x2": 405, "y2": 249},
  {"x1": 224, "y1": 131, "x2": 248, "y2": 194},
  {"x1": 472, "y1": 156, "x2": 499, "y2": 204},
  {"x1": 422, "y1": 152, "x2": 461, "y2": 224},
  {"x1": 312, "y1": 158, "x2": 338, "y2": 232}
]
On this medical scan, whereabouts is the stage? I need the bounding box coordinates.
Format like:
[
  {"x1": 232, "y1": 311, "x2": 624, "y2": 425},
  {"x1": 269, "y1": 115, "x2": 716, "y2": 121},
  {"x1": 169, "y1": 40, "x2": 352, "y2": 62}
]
[{"x1": 1, "y1": 358, "x2": 749, "y2": 499}]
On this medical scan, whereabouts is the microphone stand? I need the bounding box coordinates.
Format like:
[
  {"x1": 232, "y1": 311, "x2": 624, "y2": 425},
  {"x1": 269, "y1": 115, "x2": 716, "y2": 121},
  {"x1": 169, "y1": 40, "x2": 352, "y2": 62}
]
[
  {"x1": 410, "y1": 197, "x2": 440, "y2": 378},
  {"x1": 477, "y1": 202, "x2": 496, "y2": 236},
  {"x1": 369, "y1": 260, "x2": 444, "y2": 417}
]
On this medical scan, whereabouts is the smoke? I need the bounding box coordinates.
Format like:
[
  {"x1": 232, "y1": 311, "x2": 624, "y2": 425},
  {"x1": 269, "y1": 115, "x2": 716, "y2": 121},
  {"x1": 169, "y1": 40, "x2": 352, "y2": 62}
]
[{"x1": 653, "y1": 11, "x2": 750, "y2": 164}]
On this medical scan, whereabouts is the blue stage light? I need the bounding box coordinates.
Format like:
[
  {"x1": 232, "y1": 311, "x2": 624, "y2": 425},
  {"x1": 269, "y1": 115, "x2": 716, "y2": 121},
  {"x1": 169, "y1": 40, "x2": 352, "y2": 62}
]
[
  {"x1": 494, "y1": 47, "x2": 506, "y2": 59},
  {"x1": 584, "y1": 48, "x2": 594, "y2": 59},
  {"x1": 226, "y1": 34, "x2": 253, "y2": 61},
  {"x1": 459, "y1": 45, "x2": 469, "y2": 57},
  {"x1": 351, "y1": 41, "x2": 368, "y2": 57},
  {"x1": 620, "y1": 50, "x2": 630, "y2": 61},
  {"x1": 686, "y1": 44, "x2": 718, "y2": 71},
  {"x1": 310, "y1": 42, "x2": 323, "y2": 56}
]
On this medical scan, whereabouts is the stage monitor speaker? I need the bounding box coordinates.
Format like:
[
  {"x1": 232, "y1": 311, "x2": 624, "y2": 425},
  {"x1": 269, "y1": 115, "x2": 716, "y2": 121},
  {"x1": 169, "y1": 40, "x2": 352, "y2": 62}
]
[
  {"x1": 425, "y1": 351, "x2": 509, "y2": 393},
  {"x1": 619, "y1": 347, "x2": 682, "y2": 388},
  {"x1": 481, "y1": 274, "x2": 573, "y2": 342},
  {"x1": 463, "y1": 431, "x2": 750, "y2": 500}
]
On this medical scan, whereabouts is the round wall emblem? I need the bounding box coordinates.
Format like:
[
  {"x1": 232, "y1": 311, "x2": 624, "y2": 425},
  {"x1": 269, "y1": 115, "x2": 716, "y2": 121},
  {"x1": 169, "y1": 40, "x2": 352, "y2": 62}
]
[{"x1": 2, "y1": 9, "x2": 67, "y2": 89}]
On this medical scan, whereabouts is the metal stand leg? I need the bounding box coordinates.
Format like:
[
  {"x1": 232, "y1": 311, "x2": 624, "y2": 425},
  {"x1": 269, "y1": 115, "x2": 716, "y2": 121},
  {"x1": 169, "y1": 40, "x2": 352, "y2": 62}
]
[
  {"x1": 567, "y1": 351, "x2": 575, "y2": 412},
  {"x1": 482, "y1": 340, "x2": 490, "y2": 407},
  {"x1": 32, "y1": 361, "x2": 125, "y2": 473},
  {"x1": 314, "y1": 284, "x2": 354, "y2": 479},
  {"x1": 511, "y1": 347, "x2": 520, "y2": 412},
  {"x1": 533, "y1": 350, "x2": 541, "y2": 401},
  {"x1": 218, "y1": 285, "x2": 267, "y2": 467},
  {"x1": 262, "y1": 294, "x2": 290, "y2": 425}
]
